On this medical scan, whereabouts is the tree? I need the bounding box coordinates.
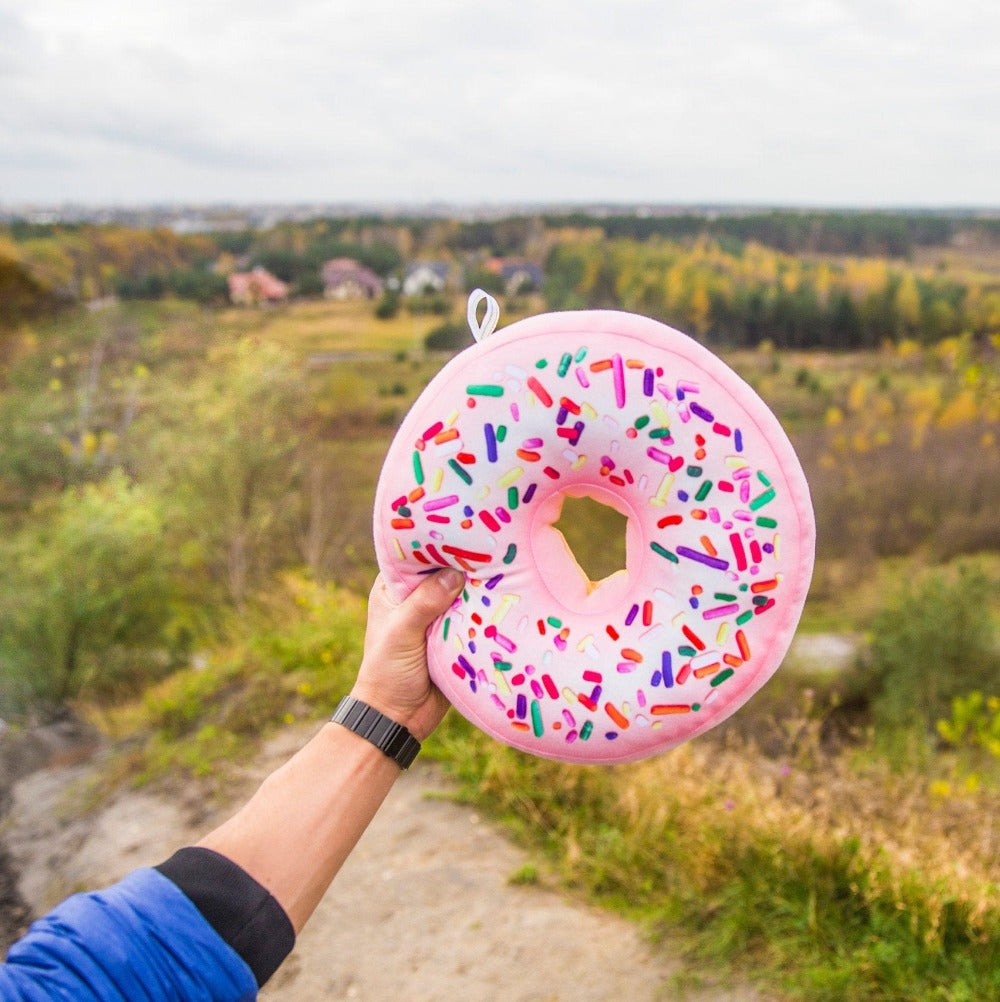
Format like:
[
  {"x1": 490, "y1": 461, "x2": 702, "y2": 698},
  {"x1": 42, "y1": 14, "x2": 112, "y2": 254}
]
[{"x1": 0, "y1": 471, "x2": 173, "y2": 710}]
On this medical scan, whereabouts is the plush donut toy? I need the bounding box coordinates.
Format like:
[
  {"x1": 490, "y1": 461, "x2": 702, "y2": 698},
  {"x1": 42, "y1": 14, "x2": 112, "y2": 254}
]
[{"x1": 374, "y1": 294, "x2": 814, "y2": 764}]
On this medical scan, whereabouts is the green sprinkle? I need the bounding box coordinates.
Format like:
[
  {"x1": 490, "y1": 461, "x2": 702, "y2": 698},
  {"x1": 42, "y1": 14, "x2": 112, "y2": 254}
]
[
  {"x1": 495, "y1": 424, "x2": 507, "y2": 442},
  {"x1": 679, "y1": 645, "x2": 697, "y2": 658},
  {"x1": 650, "y1": 541, "x2": 679, "y2": 562},
  {"x1": 737, "y1": 610, "x2": 754, "y2": 625},
  {"x1": 649, "y1": 427, "x2": 671, "y2": 439},
  {"x1": 412, "y1": 451, "x2": 424, "y2": 484},
  {"x1": 692, "y1": 703, "x2": 701, "y2": 712},
  {"x1": 714, "y1": 592, "x2": 738, "y2": 602},
  {"x1": 535, "y1": 359, "x2": 548, "y2": 369},
  {"x1": 466, "y1": 384, "x2": 504, "y2": 397},
  {"x1": 574, "y1": 347, "x2": 588, "y2": 363},
  {"x1": 757, "y1": 471, "x2": 772, "y2": 487},
  {"x1": 507, "y1": 487, "x2": 518, "y2": 510},
  {"x1": 580, "y1": 720, "x2": 593, "y2": 740},
  {"x1": 753, "y1": 595, "x2": 769, "y2": 606},
  {"x1": 397, "y1": 505, "x2": 411, "y2": 517},
  {"x1": 634, "y1": 415, "x2": 650, "y2": 429},
  {"x1": 756, "y1": 516, "x2": 777, "y2": 529},
  {"x1": 711, "y1": 668, "x2": 735, "y2": 687},
  {"x1": 411, "y1": 540, "x2": 421, "y2": 549},
  {"x1": 695, "y1": 480, "x2": 713, "y2": 501},
  {"x1": 687, "y1": 465, "x2": 703, "y2": 477},
  {"x1": 495, "y1": 661, "x2": 512, "y2": 672},
  {"x1": 557, "y1": 353, "x2": 572, "y2": 377},
  {"x1": 443, "y1": 617, "x2": 450, "y2": 640},
  {"x1": 749, "y1": 487, "x2": 776, "y2": 511},
  {"x1": 448, "y1": 458, "x2": 473, "y2": 485},
  {"x1": 547, "y1": 616, "x2": 563, "y2": 628},
  {"x1": 502, "y1": 543, "x2": 517, "y2": 564},
  {"x1": 531, "y1": 700, "x2": 544, "y2": 737}
]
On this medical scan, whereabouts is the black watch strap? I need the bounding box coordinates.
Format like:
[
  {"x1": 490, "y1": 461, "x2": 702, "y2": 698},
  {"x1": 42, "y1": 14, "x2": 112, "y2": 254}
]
[{"x1": 330, "y1": 696, "x2": 421, "y2": 769}]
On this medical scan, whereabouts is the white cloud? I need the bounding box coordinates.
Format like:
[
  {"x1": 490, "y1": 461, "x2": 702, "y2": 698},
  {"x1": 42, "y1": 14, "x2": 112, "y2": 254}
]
[{"x1": 0, "y1": 0, "x2": 997, "y2": 205}]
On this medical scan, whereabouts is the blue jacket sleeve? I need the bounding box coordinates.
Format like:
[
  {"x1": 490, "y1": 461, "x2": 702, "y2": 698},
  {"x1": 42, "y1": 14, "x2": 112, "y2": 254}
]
[{"x1": 0, "y1": 867, "x2": 258, "y2": 1001}]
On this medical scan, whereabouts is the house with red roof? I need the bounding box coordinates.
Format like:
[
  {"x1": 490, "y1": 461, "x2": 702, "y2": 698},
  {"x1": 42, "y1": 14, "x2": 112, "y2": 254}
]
[{"x1": 228, "y1": 267, "x2": 289, "y2": 305}]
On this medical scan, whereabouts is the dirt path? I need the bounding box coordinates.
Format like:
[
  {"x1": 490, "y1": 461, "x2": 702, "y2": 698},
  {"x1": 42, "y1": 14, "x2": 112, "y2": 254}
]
[{"x1": 4, "y1": 724, "x2": 757, "y2": 1001}]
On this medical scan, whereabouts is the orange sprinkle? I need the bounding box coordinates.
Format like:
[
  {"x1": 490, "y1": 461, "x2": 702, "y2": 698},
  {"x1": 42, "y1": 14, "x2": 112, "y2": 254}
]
[
  {"x1": 589, "y1": 359, "x2": 613, "y2": 372},
  {"x1": 700, "y1": 535, "x2": 718, "y2": 557},
  {"x1": 736, "y1": 629, "x2": 751, "y2": 660},
  {"x1": 694, "y1": 662, "x2": 720, "y2": 679},
  {"x1": 625, "y1": 358, "x2": 645, "y2": 369},
  {"x1": 723, "y1": 653, "x2": 743, "y2": 668},
  {"x1": 651, "y1": 704, "x2": 691, "y2": 715},
  {"x1": 516, "y1": 448, "x2": 541, "y2": 462},
  {"x1": 408, "y1": 486, "x2": 426, "y2": 502},
  {"x1": 510, "y1": 721, "x2": 530, "y2": 732},
  {"x1": 433, "y1": 428, "x2": 459, "y2": 444},
  {"x1": 605, "y1": 702, "x2": 630, "y2": 729},
  {"x1": 691, "y1": 509, "x2": 708, "y2": 520},
  {"x1": 391, "y1": 518, "x2": 415, "y2": 529},
  {"x1": 621, "y1": 648, "x2": 643, "y2": 662},
  {"x1": 750, "y1": 578, "x2": 778, "y2": 593}
]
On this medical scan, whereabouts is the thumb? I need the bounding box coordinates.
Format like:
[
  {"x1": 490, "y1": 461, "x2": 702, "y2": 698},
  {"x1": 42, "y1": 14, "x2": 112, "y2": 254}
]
[{"x1": 393, "y1": 568, "x2": 465, "y2": 638}]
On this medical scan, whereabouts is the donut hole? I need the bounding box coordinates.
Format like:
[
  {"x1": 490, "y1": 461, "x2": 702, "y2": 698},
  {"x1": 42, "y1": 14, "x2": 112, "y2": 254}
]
[
  {"x1": 532, "y1": 485, "x2": 639, "y2": 616},
  {"x1": 554, "y1": 495, "x2": 629, "y2": 585}
]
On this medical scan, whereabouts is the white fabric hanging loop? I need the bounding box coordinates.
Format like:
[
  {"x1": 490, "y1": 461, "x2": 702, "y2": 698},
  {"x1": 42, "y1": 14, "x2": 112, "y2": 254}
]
[{"x1": 467, "y1": 289, "x2": 501, "y2": 343}]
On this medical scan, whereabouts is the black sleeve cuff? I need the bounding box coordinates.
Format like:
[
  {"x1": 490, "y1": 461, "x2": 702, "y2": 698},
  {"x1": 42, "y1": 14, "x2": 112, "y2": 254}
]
[{"x1": 155, "y1": 846, "x2": 295, "y2": 988}]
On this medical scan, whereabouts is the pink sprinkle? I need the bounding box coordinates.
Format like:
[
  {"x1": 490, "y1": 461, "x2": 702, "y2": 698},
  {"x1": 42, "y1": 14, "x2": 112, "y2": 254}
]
[
  {"x1": 423, "y1": 494, "x2": 459, "y2": 511},
  {"x1": 575, "y1": 367, "x2": 590, "y2": 388},
  {"x1": 523, "y1": 437, "x2": 544, "y2": 449},
  {"x1": 702, "y1": 603, "x2": 740, "y2": 620},
  {"x1": 647, "y1": 446, "x2": 672, "y2": 465},
  {"x1": 612, "y1": 354, "x2": 626, "y2": 408}
]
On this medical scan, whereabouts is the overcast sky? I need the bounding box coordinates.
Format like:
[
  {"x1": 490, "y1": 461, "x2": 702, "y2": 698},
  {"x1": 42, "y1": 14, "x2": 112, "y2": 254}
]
[{"x1": 1, "y1": 0, "x2": 997, "y2": 208}]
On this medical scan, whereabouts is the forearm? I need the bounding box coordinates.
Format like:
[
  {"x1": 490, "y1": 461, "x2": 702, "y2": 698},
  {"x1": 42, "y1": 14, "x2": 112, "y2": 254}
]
[{"x1": 197, "y1": 720, "x2": 402, "y2": 933}]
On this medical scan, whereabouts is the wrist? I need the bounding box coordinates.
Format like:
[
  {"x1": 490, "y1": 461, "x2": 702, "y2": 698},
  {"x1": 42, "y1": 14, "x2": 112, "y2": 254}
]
[{"x1": 331, "y1": 695, "x2": 421, "y2": 769}]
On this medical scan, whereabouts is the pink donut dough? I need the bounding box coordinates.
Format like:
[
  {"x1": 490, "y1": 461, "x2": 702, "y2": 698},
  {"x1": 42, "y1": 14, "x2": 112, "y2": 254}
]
[{"x1": 374, "y1": 310, "x2": 814, "y2": 764}]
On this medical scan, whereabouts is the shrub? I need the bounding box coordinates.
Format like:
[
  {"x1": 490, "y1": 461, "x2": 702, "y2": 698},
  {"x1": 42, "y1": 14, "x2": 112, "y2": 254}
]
[
  {"x1": 864, "y1": 562, "x2": 999, "y2": 738},
  {"x1": 424, "y1": 320, "x2": 468, "y2": 352}
]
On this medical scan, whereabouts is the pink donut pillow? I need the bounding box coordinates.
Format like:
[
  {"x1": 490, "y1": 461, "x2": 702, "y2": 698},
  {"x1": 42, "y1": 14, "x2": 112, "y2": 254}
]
[{"x1": 374, "y1": 300, "x2": 814, "y2": 764}]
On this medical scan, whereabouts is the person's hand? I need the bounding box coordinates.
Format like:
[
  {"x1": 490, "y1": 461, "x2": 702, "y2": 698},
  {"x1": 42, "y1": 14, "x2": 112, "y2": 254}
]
[{"x1": 351, "y1": 569, "x2": 465, "y2": 741}]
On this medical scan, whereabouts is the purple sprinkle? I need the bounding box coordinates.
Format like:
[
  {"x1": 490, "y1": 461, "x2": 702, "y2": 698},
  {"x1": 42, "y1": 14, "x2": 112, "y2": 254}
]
[
  {"x1": 661, "y1": 651, "x2": 674, "y2": 687},
  {"x1": 676, "y1": 546, "x2": 730, "y2": 571},
  {"x1": 651, "y1": 670, "x2": 662, "y2": 687},
  {"x1": 690, "y1": 402, "x2": 714, "y2": 422},
  {"x1": 678, "y1": 490, "x2": 689, "y2": 502},
  {"x1": 516, "y1": 694, "x2": 527, "y2": 719},
  {"x1": 763, "y1": 542, "x2": 774, "y2": 553},
  {"x1": 605, "y1": 732, "x2": 619, "y2": 740},
  {"x1": 463, "y1": 505, "x2": 474, "y2": 517},
  {"x1": 485, "y1": 574, "x2": 504, "y2": 590},
  {"x1": 735, "y1": 429, "x2": 743, "y2": 452},
  {"x1": 523, "y1": 483, "x2": 538, "y2": 503},
  {"x1": 556, "y1": 406, "x2": 568, "y2": 425},
  {"x1": 468, "y1": 641, "x2": 477, "y2": 653},
  {"x1": 590, "y1": 685, "x2": 603, "y2": 704},
  {"x1": 643, "y1": 368, "x2": 654, "y2": 397},
  {"x1": 485, "y1": 424, "x2": 498, "y2": 462},
  {"x1": 458, "y1": 655, "x2": 475, "y2": 677},
  {"x1": 625, "y1": 603, "x2": 639, "y2": 626}
]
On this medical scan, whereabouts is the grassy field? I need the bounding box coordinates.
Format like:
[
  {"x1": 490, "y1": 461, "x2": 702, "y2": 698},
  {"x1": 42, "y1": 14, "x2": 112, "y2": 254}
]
[{"x1": 4, "y1": 293, "x2": 999, "y2": 1000}]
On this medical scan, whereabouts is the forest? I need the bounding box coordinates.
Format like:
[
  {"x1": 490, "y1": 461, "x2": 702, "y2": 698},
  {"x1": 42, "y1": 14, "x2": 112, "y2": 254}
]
[{"x1": 1, "y1": 208, "x2": 998, "y2": 1000}]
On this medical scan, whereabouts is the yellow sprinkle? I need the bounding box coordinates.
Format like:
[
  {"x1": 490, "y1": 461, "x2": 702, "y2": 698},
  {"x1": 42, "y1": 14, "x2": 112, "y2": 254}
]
[
  {"x1": 651, "y1": 401, "x2": 670, "y2": 426},
  {"x1": 494, "y1": 669, "x2": 511, "y2": 695},
  {"x1": 477, "y1": 485, "x2": 490, "y2": 501},
  {"x1": 392, "y1": 538, "x2": 405, "y2": 559},
  {"x1": 562, "y1": 687, "x2": 577, "y2": 704},
  {"x1": 491, "y1": 593, "x2": 519, "y2": 625},
  {"x1": 651, "y1": 472, "x2": 674, "y2": 507},
  {"x1": 773, "y1": 533, "x2": 781, "y2": 559},
  {"x1": 576, "y1": 634, "x2": 594, "y2": 653},
  {"x1": 499, "y1": 466, "x2": 524, "y2": 487},
  {"x1": 726, "y1": 456, "x2": 750, "y2": 469},
  {"x1": 716, "y1": 622, "x2": 730, "y2": 645},
  {"x1": 431, "y1": 467, "x2": 444, "y2": 491},
  {"x1": 446, "y1": 409, "x2": 460, "y2": 426},
  {"x1": 582, "y1": 402, "x2": 599, "y2": 419},
  {"x1": 572, "y1": 453, "x2": 588, "y2": 469}
]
